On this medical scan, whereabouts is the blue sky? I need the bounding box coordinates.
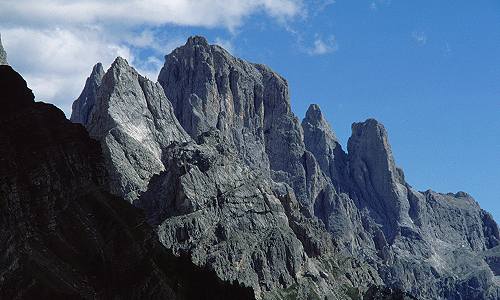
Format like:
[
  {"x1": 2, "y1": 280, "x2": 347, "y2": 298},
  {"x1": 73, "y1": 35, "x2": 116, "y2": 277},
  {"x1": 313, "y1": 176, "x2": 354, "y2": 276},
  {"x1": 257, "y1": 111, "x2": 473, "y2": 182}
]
[{"x1": 1, "y1": 0, "x2": 499, "y2": 221}]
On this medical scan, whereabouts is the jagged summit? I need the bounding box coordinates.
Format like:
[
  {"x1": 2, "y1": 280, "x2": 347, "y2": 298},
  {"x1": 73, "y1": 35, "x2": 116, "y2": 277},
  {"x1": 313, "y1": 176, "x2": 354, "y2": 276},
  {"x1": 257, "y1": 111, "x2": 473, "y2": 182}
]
[
  {"x1": 158, "y1": 35, "x2": 295, "y2": 174},
  {"x1": 71, "y1": 56, "x2": 189, "y2": 201},
  {"x1": 0, "y1": 34, "x2": 7, "y2": 65},
  {"x1": 302, "y1": 103, "x2": 346, "y2": 186},
  {"x1": 303, "y1": 104, "x2": 337, "y2": 139},
  {"x1": 185, "y1": 35, "x2": 210, "y2": 47},
  {"x1": 70, "y1": 62, "x2": 104, "y2": 124}
]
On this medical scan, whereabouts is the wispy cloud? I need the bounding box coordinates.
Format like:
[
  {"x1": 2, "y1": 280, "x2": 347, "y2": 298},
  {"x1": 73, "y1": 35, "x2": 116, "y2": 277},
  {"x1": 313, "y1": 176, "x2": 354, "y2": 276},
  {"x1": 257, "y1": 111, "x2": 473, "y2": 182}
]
[
  {"x1": 0, "y1": 0, "x2": 303, "y2": 115},
  {"x1": 0, "y1": 0, "x2": 303, "y2": 31},
  {"x1": 370, "y1": 0, "x2": 391, "y2": 11},
  {"x1": 307, "y1": 35, "x2": 338, "y2": 55},
  {"x1": 443, "y1": 42, "x2": 452, "y2": 56},
  {"x1": 412, "y1": 31, "x2": 428, "y2": 46},
  {"x1": 214, "y1": 37, "x2": 235, "y2": 54}
]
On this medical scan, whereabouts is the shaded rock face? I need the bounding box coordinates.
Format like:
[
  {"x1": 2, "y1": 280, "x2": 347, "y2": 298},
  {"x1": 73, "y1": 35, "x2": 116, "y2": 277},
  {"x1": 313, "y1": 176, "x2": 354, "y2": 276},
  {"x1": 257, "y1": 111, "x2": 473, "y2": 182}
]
[
  {"x1": 0, "y1": 65, "x2": 254, "y2": 300},
  {"x1": 135, "y1": 131, "x2": 342, "y2": 298},
  {"x1": 158, "y1": 36, "x2": 270, "y2": 171},
  {"x1": 71, "y1": 57, "x2": 190, "y2": 202},
  {"x1": 0, "y1": 35, "x2": 7, "y2": 65},
  {"x1": 156, "y1": 38, "x2": 499, "y2": 299}
]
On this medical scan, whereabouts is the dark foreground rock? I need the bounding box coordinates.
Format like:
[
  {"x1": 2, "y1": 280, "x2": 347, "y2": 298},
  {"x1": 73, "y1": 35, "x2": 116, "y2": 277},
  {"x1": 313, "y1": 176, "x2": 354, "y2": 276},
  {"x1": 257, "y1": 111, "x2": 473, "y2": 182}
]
[{"x1": 0, "y1": 65, "x2": 254, "y2": 299}]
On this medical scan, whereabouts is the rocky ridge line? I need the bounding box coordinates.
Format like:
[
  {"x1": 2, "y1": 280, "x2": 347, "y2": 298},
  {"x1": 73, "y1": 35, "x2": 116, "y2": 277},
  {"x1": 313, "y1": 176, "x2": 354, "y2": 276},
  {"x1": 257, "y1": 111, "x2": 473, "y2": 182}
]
[{"x1": 72, "y1": 36, "x2": 500, "y2": 299}]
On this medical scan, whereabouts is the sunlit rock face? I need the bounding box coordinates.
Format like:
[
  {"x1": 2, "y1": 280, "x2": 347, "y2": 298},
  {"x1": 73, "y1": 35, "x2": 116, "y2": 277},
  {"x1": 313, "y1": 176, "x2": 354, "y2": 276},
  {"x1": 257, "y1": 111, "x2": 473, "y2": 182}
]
[
  {"x1": 71, "y1": 57, "x2": 190, "y2": 202},
  {"x1": 158, "y1": 36, "x2": 321, "y2": 211},
  {"x1": 73, "y1": 36, "x2": 500, "y2": 299},
  {"x1": 0, "y1": 35, "x2": 7, "y2": 65},
  {"x1": 73, "y1": 39, "x2": 382, "y2": 299}
]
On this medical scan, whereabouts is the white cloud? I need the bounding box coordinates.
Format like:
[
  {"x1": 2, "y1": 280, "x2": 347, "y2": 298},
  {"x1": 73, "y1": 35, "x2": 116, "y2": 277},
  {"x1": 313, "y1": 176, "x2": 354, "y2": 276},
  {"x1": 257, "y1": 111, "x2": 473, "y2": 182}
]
[
  {"x1": 0, "y1": 0, "x2": 302, "y2": 31},
  {"x1": 1, "y1": 27, "x2": 133, "y2": 114},
  {"x1": 0, "y1": 0, "x2": 302, "y2": 116},
  {"x1": 307, "y1": 36, "x2": 338, "y2": 55},
  {"x1": 412, "y1": 31, "x2": 427, "y2": 46}
]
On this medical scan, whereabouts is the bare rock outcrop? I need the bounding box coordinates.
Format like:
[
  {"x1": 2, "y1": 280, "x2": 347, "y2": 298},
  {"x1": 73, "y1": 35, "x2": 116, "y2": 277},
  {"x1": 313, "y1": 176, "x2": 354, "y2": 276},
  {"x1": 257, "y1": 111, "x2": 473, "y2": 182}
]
[
  {"x1": 0, "y1": 35, "x2": 7, "y2": 65},
  {"x1": 158, "y1": 36, "x2": 322, "y2": 211},
  {"x1": 72, "y1": 36, "x2": 500, "y2": 299},
  {"x1": 71, "y1": 58, "x2": 190, "y2": 201}
]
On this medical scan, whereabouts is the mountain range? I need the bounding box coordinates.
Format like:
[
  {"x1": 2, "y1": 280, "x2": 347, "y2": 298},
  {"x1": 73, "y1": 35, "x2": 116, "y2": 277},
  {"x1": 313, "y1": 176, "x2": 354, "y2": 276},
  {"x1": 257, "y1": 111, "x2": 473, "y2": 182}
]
[{"x1": 1, "y1": 35, "x2": 498, "y2": 299}]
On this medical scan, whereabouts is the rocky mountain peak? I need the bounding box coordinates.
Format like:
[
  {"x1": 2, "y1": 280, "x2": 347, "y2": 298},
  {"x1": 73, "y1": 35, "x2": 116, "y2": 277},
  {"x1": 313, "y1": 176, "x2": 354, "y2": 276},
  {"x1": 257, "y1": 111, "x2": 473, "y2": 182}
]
[
  {"x1": 0, "y1": 65, "x2": 254, "y2": 299},
  {"x1": 348, "y1": 118, "x2": 403, "y2": 184},
  {"x1": 70, "y1": 35, "x2": 500, "y2": 299},
  {"x1": 0, "y1": 66, "x2": 34, "y2": 116},
  {"x1": 91, "y1": 62, "x2": 105, "y2": 76},
  {"x1": 186, "y1": 35, "x2": 210, "y2": 47},
  {"x1": 304, "y1": 104, "x2": 329, "y2": 127},
  {"x1": 302, "y1": 104, "x2": 346, "y2": 186},
  {"x1": 0, "y1": 34, "x2": 7, "y2": 65},
  {"x1": 70, "y1": 62, "x2": 104, "y2": 124},
  {"x1": 303, "y1": 104, "x2": 338, "y2": 144},
  {"x1": 71, "y1": 55, "x2": 189, "y2": 201},
  {"x1": 347, "y1": 118, "x2": 410, "y2": 238}
]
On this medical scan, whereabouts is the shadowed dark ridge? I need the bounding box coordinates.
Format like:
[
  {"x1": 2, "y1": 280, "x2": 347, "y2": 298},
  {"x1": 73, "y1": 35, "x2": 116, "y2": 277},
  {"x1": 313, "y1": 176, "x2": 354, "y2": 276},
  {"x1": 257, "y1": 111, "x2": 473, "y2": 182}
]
[{"x1": 0, "y1": 65, "x2": 254, "y2": 299}]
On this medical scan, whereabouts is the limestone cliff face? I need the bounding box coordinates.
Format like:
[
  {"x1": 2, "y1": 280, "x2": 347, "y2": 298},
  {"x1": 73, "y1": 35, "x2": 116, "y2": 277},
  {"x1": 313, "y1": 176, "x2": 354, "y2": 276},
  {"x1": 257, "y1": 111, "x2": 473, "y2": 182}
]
[
  {"x1": 0, "y1": 65, "x2": 254, "y2": 300},
  {"x1": 158, "y1": 36, "x2": 322, "y2": 211},
  {"x1": 302, "y1": 104, "x2": 347, "y2": 187},
  {"x1": 307, "y1": 108, "x2": 500, "y2": 299},
  {"x1": 347, "y1": 119, "x2": 411, "y2": 240},
  {"x1": 156, "y1": 37, "x2": 500, "y2": 299},
  {"x1": 70, "y1": 63, "x2": 104, "y2": 125},
  {"x1": 72, "y1": 36, "x2": 500, "y2": 299},
  {"x1": 71, "y1": 57, "x2": 190, "y2": 202},
  {"x1": 0, "y1": 35, "x2": 7, "y2": 65},
  {"x1": 135, "y1": 131, "x2": 348, "y2": 298}
]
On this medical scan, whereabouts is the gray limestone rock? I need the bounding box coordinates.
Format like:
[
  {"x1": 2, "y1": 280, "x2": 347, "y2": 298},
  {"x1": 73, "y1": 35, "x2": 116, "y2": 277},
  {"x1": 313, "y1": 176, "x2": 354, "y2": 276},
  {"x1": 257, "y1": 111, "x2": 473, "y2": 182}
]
[
  {"x1": 157, "y1": 37, "x2": 500, "y2": 299},
  {"x1": 135, "y1": 130, "x2": 344, "y2": 299},
  {"x1": 0, "y1": 34, "x2": 7, "y2": 65},
  {"x1": 72, "y1": 35, "x2": 500, "y2": 299},
  {"x1": 70, "y1": 63, "x2": 104, "y2": 125},
  {"x1": 158, "y1": 36, "x2": 270, "y2": 172},
  {"x1": 347, "y1": 119, "x2": 411, "y2": 239},
  {"x1": 344, "y1": 118, "x2": 500, "y2": 299},
  {"x1": 71, "y1": 57, "x2": 190, "y2": 202},
  {"x1": 74, "y1": 55, "x2": 376, "y2": 299},
  {"x1": 302, "y1": 104, "x2": 348, "y2": 189},
  {"x1": 159, "y1": 36, "x2": 326, "y2": 213}
]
